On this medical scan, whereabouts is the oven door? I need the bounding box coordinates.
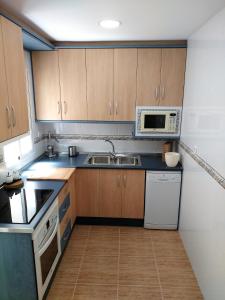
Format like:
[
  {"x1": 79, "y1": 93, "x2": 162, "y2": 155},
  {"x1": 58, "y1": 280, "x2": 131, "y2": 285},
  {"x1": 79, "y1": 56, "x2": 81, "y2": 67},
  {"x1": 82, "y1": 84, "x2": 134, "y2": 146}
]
[{"x1": 34, "y1": 219, "x2": 61, "y2": 300}]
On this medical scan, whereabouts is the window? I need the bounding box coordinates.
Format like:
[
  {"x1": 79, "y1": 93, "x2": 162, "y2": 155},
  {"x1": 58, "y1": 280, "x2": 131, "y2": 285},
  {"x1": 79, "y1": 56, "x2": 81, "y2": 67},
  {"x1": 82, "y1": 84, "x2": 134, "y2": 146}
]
[
  {"x1": 3, "y1": 135, "x2": 33, "y2": 167},
  {"x1": 20, "y1": 135, "x2": 32, "y2": 156},
  {"x1": 3, "y1": 141, "x2": 20, "y2": 167}
]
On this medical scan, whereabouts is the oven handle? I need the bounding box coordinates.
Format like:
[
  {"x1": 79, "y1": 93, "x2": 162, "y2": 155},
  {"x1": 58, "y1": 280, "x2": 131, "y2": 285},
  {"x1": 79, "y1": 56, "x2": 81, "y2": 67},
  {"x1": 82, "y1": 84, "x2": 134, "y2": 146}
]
[{"x1": 38, "y1": 220, "x2": 59, "y2": 256}]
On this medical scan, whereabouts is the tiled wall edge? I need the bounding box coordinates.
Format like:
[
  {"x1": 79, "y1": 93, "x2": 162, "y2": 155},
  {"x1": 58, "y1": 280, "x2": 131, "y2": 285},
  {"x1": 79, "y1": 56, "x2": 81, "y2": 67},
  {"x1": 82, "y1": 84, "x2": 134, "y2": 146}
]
[
  {"x1": 179, "y1": 141, "x2": 225, "y2": 189},
  {"x1": 34, "y1": 133, "x2": 169, "y2": 142}
]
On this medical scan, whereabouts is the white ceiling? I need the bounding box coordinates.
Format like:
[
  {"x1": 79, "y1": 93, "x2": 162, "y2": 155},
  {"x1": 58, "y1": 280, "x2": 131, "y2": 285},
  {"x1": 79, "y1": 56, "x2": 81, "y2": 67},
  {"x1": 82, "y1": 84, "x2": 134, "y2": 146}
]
[{"x1": 1, "y1": 0, "x2": 225, "y2": 41}]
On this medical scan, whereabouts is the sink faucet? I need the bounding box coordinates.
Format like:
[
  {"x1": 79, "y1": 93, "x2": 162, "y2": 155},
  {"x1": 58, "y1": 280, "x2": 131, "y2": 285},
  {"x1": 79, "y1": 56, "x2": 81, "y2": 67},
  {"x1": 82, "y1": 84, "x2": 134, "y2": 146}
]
[
  {"x1": 104, "y1": 139, "x2": 116, "y2": 157},
  {"x1": 48, "y1": 132, "x2": 59, "y2": 143}
]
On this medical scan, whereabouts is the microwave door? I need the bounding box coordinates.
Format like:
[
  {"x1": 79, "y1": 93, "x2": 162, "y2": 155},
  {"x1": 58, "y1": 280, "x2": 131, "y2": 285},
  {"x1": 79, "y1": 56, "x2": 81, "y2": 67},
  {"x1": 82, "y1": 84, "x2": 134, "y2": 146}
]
[{"x1": 144, "y1": 114, "x2": 166, "y2": 130}]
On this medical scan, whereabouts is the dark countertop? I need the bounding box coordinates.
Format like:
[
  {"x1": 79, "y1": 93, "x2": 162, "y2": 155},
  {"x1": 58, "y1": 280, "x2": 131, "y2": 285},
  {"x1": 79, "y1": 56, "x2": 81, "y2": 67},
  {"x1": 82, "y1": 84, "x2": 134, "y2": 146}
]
[
  {"x1": 23, "y1": 153, "x2": 182, "y2": 173},
  {"x1": 1, "y1": 153, "x2": 181, "y2": 233},
  {"x1": 0, "y1": 180, "x2": 65, "y2": 234}
]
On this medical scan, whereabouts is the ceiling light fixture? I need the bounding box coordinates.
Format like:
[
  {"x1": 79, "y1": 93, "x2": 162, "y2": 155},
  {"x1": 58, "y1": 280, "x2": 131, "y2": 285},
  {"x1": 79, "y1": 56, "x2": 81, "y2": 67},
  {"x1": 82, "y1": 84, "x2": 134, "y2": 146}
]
[{"x1": 99, "y1": 19, "x2": 121, "y2": 29}]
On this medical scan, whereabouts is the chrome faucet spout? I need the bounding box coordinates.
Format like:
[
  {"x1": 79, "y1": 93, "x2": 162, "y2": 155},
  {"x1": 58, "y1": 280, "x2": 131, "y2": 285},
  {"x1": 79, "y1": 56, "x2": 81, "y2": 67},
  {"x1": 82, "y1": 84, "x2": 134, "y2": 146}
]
[{"x1": 104, "y1": 139, "x2": 116, "y2": 156}]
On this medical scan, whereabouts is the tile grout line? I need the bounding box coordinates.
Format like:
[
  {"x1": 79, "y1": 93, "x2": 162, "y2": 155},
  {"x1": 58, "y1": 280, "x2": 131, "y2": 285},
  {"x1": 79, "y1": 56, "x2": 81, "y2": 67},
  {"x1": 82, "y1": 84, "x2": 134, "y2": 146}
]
[
  {"x1": 151, "y1": 236, "x2": 165, "y2": 300},
  {"x1": 116, "y1": 228, "x2": 121, "y2": 300},
  {"x1": 71, "y1": 226, "x2": 92, "y2": 299}
]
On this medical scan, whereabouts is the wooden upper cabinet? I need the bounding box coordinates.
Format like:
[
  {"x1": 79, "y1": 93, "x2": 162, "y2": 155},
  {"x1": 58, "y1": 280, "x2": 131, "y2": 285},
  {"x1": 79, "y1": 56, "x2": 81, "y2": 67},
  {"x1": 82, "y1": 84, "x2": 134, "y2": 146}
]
[
  {"x1": 86, "y1": 49, "x2": 114, "y2": 121},
  {"x1": 98, "y1": 169, "x2": 122, "y2": 218},
  {"x1": 58, "y1": 49, "x2": 87, "y2": 120},
  {"x1": 0, "y1": 16, "x2": 29, "y2": 139},
  {"x1": 122, "y1": 170, "x2": 145, "y2": 219},
  {"x1": 160, "y1": 48, "x2": 186, "y2": 106},
  {"x1": 31, "y1": 47, "x2": 186, "y2": 122},
  {"x1": 137, "y1": 49, "x2": 161, "y2": 106},
  {"x1": 32, "y1": 51, "x2": 61, "y2": 120},
  {"x1": 137, "y1": 48, "x2": 186, "y2": 107},
  {"x1": 0, "y1": 23, "x2": 11, "y2": 142},
  {"x1": 114, "y1": 48, "x2": 137, "y2": 121}
]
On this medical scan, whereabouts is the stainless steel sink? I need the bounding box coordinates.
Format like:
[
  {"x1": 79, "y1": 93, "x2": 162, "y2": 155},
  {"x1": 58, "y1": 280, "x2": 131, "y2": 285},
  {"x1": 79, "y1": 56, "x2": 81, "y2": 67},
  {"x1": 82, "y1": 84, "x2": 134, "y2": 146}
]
[
  {"x1": 86, "y1": 154, "x2": 112, "y2": 165},
  {"x1": 85, "y1": 153, "x2": 141, "y2": 166},
  {"x1": 116, "y1": 155, "x2": 140, "y2": 166}
]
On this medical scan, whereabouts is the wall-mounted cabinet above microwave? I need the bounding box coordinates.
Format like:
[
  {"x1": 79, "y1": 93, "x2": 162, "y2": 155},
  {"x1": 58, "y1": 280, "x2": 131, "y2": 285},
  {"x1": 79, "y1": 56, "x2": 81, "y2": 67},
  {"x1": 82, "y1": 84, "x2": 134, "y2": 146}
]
[{"x1": 135, "y1": 106, "x2": 182, "y2": 138}]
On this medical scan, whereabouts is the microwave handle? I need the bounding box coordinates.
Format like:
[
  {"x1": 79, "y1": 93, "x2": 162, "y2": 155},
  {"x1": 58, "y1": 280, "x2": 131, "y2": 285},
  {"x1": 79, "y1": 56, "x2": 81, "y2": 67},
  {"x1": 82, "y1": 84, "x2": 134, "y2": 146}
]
[{"x1": 38, "y1": 220, "x2": 59, "y2": 256}]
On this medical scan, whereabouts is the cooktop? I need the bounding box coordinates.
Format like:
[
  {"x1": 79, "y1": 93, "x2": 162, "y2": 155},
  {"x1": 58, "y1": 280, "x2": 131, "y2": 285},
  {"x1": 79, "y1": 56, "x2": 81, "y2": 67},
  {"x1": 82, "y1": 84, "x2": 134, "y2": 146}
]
[{"x1": 0, "y1": 187, "x2": 53, "y2": 224}]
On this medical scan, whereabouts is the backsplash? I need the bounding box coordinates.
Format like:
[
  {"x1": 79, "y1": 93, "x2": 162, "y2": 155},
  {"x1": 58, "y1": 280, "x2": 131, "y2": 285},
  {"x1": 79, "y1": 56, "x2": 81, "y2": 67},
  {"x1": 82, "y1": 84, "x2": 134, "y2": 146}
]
[{"x1": 38, "y1": 122, "x2": 167, "y2": 154}]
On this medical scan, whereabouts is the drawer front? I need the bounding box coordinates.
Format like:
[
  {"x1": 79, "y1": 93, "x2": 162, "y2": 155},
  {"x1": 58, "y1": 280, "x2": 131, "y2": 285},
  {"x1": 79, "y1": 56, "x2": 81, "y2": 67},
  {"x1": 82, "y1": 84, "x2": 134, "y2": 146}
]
[
  {"x1": 58, "y1": 183, "x2": 69, "y2": 207},
  {"x1": 61, "y1": 220, "x2": 71, "y2": 252},
  {"x1": 59, "y1": 194, "x2": 70, "y2": 222},
  {"x1": 60, "y1": 207, "x2": 71, "y2": 238}
]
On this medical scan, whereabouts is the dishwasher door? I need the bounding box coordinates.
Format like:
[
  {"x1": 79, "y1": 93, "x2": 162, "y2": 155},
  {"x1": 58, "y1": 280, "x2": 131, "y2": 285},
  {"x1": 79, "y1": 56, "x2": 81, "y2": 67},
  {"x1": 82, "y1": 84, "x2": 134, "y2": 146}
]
[{"x1": 144, "y1": 171, "x2": 181, "y2": 230}]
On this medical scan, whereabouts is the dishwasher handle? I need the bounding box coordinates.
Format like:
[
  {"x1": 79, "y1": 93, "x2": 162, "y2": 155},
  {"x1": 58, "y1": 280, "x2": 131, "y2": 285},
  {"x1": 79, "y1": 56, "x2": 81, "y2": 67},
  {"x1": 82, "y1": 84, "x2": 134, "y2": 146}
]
[
  {"x1": 156, "y1": 179, "x2": 170, "y2": 182},
  {"x1": 146, "y1": 172, "x2": 181, "y2": 183}
]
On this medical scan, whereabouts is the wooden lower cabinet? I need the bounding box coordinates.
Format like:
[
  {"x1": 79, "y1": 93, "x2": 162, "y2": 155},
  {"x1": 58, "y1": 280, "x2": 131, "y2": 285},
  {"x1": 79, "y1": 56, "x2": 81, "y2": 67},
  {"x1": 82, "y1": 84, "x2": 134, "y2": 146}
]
[
  {"x1": 98, "y1": 169, "x2": 122, "y2": 217},
  {"x1": 76, "y1": 169, "x2": 99, "y2": 216},
  {"x1": 57, "y1": 169, "x2": 76, "y2": 228},
  {"x1": 68, "y1": 170, "x2": 76, "y2": 226},
  {"x1": 76, "y1": 168, "x2": 145, "y2": 219},
  {"x1": 122, "y1": 170, "x2": 145, "y2": 218}
]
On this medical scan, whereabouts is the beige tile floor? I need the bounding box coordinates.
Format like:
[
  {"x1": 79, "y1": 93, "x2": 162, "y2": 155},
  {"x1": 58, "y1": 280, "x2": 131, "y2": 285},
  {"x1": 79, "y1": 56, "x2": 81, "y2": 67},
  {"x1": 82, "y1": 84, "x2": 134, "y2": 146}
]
[{"x1": 47, "y1": 225, "x2": 203, "y2": 300}]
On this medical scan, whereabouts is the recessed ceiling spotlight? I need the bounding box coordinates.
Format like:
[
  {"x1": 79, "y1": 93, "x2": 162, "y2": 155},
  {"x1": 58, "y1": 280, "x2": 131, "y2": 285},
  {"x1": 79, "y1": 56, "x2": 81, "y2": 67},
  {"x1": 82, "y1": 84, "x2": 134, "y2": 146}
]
[{"x1": 99, "y1": 19, "x2": 121, "y2": 29}]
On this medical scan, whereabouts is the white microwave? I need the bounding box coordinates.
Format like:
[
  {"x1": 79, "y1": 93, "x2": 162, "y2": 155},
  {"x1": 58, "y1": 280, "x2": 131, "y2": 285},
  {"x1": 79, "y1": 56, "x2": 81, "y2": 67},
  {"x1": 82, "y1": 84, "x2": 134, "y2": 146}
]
[{"x1": 135, "y1": 106, "x2": 182, "y2": 138}]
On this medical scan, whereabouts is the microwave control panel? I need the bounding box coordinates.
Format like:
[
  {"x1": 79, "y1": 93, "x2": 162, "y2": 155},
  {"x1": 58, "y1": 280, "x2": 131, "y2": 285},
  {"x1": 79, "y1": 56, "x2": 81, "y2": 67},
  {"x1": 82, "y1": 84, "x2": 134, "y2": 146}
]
[{"x1": 168, "y1": 113, "x2": 177, "y2": 132}]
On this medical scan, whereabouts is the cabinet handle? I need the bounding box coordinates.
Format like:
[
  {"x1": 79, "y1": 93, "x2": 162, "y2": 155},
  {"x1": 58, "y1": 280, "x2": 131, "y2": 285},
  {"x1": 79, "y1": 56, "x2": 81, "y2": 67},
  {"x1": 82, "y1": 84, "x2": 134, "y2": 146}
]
[
  {"x1": 11, "y1": 106, "x2": 16, "y2": 127},
  {"x1": 155, "y1": 86, "x2": 159, "y2": 100},
  {"x1": 109, "y1": 102, "x2": 112, "y2": 115},
  {"x1": 123, "y1": 175, "x2": 127, "y2": 187},
  {"x1": 63, "y1": 231, "x2": 70, "y2": 241},
  {"x1": 64, "y1": 101, "x2": 67, "y2": 114},
  {"x1": 6, "y1": 106, "x2": 11, "y2": 128},
  {"x1": 57, "y1": 101, "x2": 61, "y2": 114},
  {"x1": 161, "y1": 86, "x2": 165, "y2": 100},
  {"x1": 115, "y1": 102, "x2": 118, "y2": 115}
]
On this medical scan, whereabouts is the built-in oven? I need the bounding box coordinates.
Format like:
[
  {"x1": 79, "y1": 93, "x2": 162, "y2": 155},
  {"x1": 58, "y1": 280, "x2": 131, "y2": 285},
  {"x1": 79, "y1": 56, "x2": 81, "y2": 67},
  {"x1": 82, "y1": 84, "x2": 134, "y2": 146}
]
[
  {"x1": 33, "y1": 199, "x2": 61, "y2": 300},
  {"x1": 135, "y1": 106, "x2": 182, "y2": 138}
]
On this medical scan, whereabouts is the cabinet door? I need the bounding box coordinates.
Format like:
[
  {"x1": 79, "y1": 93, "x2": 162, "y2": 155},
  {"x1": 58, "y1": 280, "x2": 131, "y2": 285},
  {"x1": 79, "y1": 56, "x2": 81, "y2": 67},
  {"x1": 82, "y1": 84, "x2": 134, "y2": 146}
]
[
  {"x1": 32, "y1": 51, "x2": 61, "y2": 120},
  {"x1": 86, "y1": 49, "x2": 114, "y2": 120},
  {"x1": 58, "y1": 49, "x2": 87, "y2": 120},
  {"x1": 114, "y1": 48, "x2": 137, "y2": 121},
  {"x1": 137, "y1": 49, "x2": 161, "y2": 106},
  {"x1": 98, "y1": 169, "x2": 122, "y2": 218},
  {"x1": 122, "y1": 170, "x2": 145, "y2": 219},
  {"x1": 76, "y1": 169, "x2": 99, "y2": 217},
  {"x1": 0, "y1": 21, "x2": 11, "y2": 142},
  {"x1": 68, "y1": 170, "x2": 76, "y2": 226},
  {"x1": 1, "y1": 17, "x2": 29, "y2": 138},
  {"x1": 160, "y1": 48, "x2": 186, "y2": 106}
]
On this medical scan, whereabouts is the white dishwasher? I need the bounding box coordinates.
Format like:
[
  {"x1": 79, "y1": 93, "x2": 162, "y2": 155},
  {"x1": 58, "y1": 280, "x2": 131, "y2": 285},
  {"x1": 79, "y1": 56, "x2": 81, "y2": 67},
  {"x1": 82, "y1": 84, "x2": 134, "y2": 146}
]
[{"x1": 144, "y1": 171, "x2": 181, "y2": 230}]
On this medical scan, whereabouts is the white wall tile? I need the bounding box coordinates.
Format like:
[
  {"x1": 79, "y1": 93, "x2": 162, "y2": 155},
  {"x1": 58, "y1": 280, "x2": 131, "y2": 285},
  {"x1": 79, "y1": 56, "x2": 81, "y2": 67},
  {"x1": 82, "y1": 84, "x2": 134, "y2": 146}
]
[
  {"x1": 181, "y1": 7, "x2": 225, "y2": 178},
  {"x1": 180, "y1": 7, "x2": 225, "y2": 300},
  {"x1": 40, "y1": 122, "x2": 164, "y2": 154},
  {"x1": 179, "y1": 148, "x2": 225, "y2": 300},
  {"x1": 50, "y1": 138, "x2": 164, "y2": 154}
]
